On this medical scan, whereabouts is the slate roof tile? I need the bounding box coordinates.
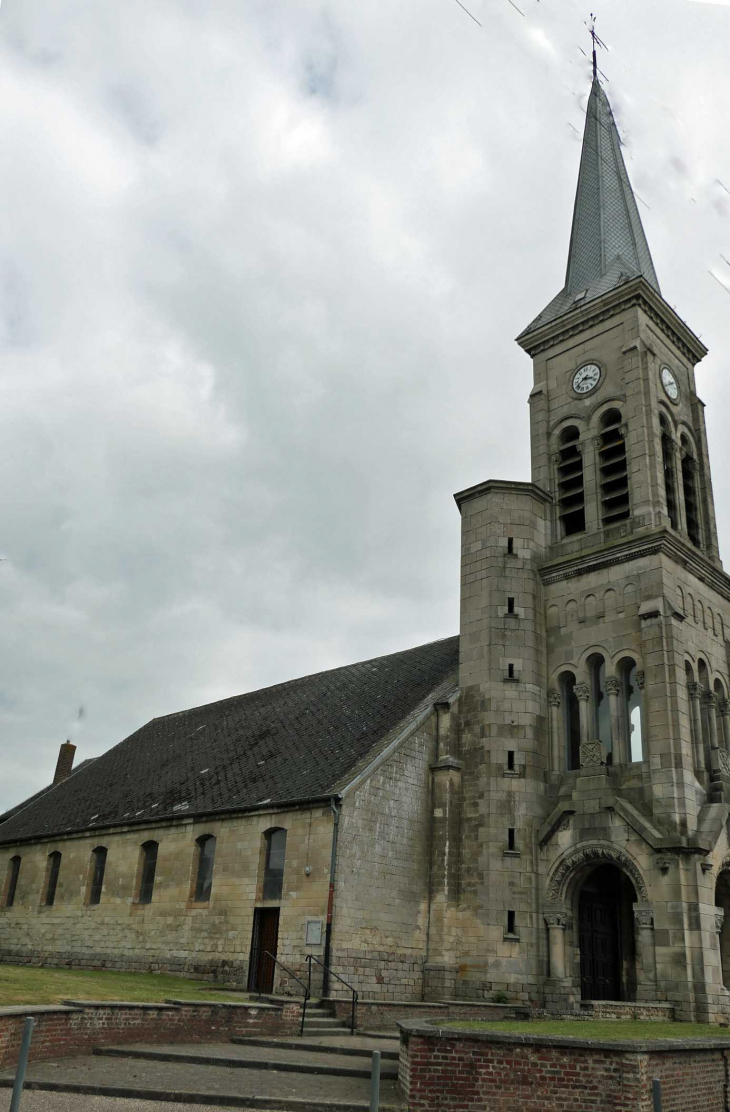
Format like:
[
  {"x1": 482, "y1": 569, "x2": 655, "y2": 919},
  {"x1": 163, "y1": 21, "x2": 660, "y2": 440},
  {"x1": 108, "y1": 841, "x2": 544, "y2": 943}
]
[{"x1": 0, "y1": 636, "x2": 459, "y2": 844}]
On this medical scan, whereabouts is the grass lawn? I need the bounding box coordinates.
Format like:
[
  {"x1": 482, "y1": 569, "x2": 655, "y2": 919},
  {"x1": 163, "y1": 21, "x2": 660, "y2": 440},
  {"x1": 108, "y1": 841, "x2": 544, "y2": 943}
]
[
  {"x1": 445, "y1": 1019, "x2": 730, "y2": 1040},
  {"x1": 0, "y1": 965, "x2": 254, "y2": 1007}
]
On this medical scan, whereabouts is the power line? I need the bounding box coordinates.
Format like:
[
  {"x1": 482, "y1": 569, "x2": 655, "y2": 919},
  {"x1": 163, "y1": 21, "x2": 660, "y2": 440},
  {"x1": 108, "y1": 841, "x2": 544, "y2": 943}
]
[{"x1": 451, "y1": 0, "x2": 482, "y2": 25}]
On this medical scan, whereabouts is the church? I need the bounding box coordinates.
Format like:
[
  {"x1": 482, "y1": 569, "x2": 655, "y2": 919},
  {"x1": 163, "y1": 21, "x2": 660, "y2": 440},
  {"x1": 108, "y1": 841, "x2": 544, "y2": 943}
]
[{"x1": 2, "y1": 72, "x2": 730, "y2": 1024}]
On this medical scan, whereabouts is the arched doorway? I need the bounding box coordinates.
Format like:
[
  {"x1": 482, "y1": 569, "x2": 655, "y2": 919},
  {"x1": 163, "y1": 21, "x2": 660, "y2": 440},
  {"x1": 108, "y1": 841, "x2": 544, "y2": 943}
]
[
  {"x1": 578, "y1": 865, "x2": 637, "y2": 1001},
  {"x1": 716, "y1": 871, "x2": 730, "y2": 990}
]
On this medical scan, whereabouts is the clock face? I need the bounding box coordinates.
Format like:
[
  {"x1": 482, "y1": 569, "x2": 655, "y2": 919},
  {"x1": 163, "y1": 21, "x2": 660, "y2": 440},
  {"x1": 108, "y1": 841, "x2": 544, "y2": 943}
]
[
  {"x1": 661, "y1": 366, "x2": 679, "y2": 401},
  {"x1": 573, "y1": 363, "x2": 601, "y2": 395}
]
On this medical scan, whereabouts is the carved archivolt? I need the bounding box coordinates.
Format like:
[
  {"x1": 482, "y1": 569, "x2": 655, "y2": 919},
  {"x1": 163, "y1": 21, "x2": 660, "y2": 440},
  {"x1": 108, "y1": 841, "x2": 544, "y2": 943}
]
[{"x1": 547, "y1": 841, "x2": 649, "y2": 902}]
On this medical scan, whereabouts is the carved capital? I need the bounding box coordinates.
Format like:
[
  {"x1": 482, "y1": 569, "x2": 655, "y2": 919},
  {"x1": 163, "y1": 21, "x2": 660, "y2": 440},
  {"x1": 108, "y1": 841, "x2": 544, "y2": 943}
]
[
  {"x1": 552, "y1": 453, "x2": 562, "y2": 465},
  {"x1": 544, "y1": 913, "x2": 567, "y2": 930},
  {"x1": 718, "y1": 749, "x2": 730, "y2": 776},
  {"x1": 548, "y1": 690, "x2": 562, "y2": 709},
  {"x1": 720, "y1": 700, "x2": 730, "y2": 717},
  {"x1": 716, "y1": 909, "x2": 726, "y2": 934},
  {"x1": 634, "y1": 910, "x2": 654, "y2": 929},
  {"x1": 635, "y1": 671, "x2": 645, "y2": 691},
  {"x1": 656, "y1": 856, "x2": 674, "y2": 874},
  {"x1": 605, "y1": 677, "x2": 621, "y2": 697},
  {"x1": 575, "y1": 683, "x2": 591, "y2": 702},
  {"x1": 689, "y1": 682, "x2": 704, "y2": 701},
  {"x1": 592, "y1": 437, "x2": 602, "y2": 451},
  {"x1": 705, "y1": 691, "x2": 718, "y2": 709},
  {"x1": 619, "y1": 424, "x2": 628, "y2": 440}
]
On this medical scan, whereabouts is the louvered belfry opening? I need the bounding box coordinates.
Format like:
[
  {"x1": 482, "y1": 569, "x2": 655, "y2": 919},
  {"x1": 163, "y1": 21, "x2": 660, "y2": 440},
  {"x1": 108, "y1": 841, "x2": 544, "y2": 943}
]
[
  {"x1": 557, "y1": 426, "x2": 585, "y2": 536},
  {"x1": 660, "y1": 415, "x2": 678, "y2": 530},
  {"x1": 599, "y1": 409, "x2": 630, "y2": 526},
  {"x1": 681, "y1": 435, "x2": 702, "y2": 548}
]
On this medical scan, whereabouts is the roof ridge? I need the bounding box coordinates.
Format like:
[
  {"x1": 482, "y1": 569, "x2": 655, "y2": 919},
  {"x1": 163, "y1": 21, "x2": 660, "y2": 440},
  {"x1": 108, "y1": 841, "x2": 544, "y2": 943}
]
[{"x1": 153, "y1": 634, "x2": 460, "y2": 723}]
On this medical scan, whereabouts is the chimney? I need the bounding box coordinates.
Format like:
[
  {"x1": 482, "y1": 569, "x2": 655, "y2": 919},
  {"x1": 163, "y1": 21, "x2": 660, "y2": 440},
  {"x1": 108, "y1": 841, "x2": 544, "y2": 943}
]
[{"x1": 53, "y1": 740, "x2": 77, "y2": 785}]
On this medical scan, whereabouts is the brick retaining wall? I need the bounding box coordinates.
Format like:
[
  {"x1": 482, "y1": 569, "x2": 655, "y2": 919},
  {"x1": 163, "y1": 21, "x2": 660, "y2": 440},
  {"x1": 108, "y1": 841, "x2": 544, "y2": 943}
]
[
  {"x1": 0, "y1": 999, "x2": 301, "y2": 1070},
  {"x1": 329, "y1": 997, "x2": 528, "y2": 1031},
  {"x1": 398, "y1": 1023, "x2": 730, "y2": 1111}
]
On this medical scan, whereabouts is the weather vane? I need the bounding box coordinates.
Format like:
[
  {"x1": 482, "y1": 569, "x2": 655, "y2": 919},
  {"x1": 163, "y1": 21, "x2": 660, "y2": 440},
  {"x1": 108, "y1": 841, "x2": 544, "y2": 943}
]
[{"x1": 588, "y1": 14, "x2": 609, "y2": 81}]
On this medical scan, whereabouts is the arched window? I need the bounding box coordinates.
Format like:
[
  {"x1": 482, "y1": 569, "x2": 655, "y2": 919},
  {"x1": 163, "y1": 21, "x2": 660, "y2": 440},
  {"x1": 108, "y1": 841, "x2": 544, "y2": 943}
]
[
  {"x1": 556, "y1": 427, "x2": 585, "y2": 537},
  {"x1": 598, "y1": 410, "x2": 630, "y2": 525},
  {"x1": 681, "y1": 435, "x2": 701, "y2": 548},
  {"x1": 193, "y1": 835, "x2": 216, "y2": 903},
  {"x1": 560, "y1": 672, "x2": 581, "y2": 771},
  {"x1": 589, "y1": 655, "x2": 612, "y2": 761},
  {"x1": 660, "y1": 414, "x2": 678, "y2": 530},
  {"x1": 44, "y1": 851, "x2": 62, "y2": 907},
  {"x1": 138, "y1": 841, "x2": 159, "y2": 905},
  {"x1": 714, "y1": 679, "x2": 728, "y2": 752},
  {"x1": 620, "y1": 660, "x2": 643, "y2": 762},
  {"x1": 3, "y1": 856, "x2": 21, "y2": 908},
  {"x1": 88, "y1": 847, "x2": 107, "y2": 906},
  {"x1": 696, "y1": 659, "x2": 712, "y2": 771},
  {"x1": 686, "y1": 662, "x2": 700, "y2": 768},
  {"x1": 263, "y1": 829, "x2": 287, "y2": 900}
]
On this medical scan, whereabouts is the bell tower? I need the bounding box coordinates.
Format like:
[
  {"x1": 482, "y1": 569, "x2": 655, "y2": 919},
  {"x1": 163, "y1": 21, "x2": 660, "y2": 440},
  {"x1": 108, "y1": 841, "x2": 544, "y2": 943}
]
[{"x1": 453, "y1": 72, "x2": 730, "y2": 1022}]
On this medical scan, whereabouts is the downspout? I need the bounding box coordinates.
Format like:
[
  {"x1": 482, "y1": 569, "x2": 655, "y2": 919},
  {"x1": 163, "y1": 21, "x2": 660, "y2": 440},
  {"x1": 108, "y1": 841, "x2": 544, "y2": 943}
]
[{"x1": 322, "y1": 795, "x2": 341, "y2": 997}]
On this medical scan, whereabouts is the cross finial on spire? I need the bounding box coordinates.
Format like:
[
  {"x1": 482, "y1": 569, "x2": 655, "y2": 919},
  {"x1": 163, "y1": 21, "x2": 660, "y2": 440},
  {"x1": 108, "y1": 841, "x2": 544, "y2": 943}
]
[{"x1": 588, "y1": 14, "x2": 608, "y2": 82}]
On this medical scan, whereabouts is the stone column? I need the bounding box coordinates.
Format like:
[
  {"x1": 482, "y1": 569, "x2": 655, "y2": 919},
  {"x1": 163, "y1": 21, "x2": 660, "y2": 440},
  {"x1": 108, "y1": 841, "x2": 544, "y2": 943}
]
[
  {"x1": 720, "y1": 700, "x2": 730, "y2": 752},
  {"x1": 634, "y1": 906, "x2": 657, "y2": 1001},
  {"x1": 548, "y1": 691, "x2": 562, "y2": 773},
  {"x1": 689, "y1": 683, "x2": 705, "y2": 770},
  {"x1": 706, "y1": 692, "x2": 720, "y2": 752},
  {"x1": 424, "y1": 703, "x2": 462, "y2": 999},
  {"x1": 575, "y1": 684, "x2": 591, "y2": 747},
  {"x1": 605, "y1": 677, "x2": 623, "y2": 764},
  {"x1": 545, "y1": 913, "x2": 567, "y2": 980}
]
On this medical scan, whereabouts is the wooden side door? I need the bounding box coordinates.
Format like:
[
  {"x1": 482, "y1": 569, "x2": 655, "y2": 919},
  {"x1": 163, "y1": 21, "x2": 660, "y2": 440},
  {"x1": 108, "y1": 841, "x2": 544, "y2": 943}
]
[{"x1": 248, "y1": 908, "x2": 280, "y2": 993}]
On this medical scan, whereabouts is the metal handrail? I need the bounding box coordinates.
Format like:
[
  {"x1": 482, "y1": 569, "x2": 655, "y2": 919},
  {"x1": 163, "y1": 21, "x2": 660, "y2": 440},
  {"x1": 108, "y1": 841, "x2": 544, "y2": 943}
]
[
  {"x1": 306, "y1": 954, "x2": 358, "y2": 1035},
  {"x1": 256, "y1": 950, "x2": 311, "y2": 1036}
]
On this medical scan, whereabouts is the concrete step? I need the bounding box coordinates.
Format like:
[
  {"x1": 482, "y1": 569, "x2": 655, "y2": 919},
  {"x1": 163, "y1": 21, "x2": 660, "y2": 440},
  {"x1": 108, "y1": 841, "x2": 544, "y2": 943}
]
[
  {"x1": 0, "y1": 1047, "x2": 406, "y2": 1111},
  {"x1": 301, "y1": 1023, "x2": 350, "y2": 1033},
  {"x1": 95, "y1": 1045, "x2": 398, "y2": 1080},
  {"x1": 231, "y1": 1036, "x2": 399, "y2": 1062}
]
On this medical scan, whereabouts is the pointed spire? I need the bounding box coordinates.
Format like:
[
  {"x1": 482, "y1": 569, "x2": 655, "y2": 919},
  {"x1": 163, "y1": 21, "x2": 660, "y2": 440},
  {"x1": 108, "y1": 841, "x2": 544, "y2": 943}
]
[{"x1": 520, "y1": 78, "x2": 660, "y2": 339}]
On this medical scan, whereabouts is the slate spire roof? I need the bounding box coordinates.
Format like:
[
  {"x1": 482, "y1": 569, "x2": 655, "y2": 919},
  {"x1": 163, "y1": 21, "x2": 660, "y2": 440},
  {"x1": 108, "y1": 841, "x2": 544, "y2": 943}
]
[
  {"x1": 0, "y1": 636, "x2": 459, "y2": 845},
  {"x1": 520, "y1": 77, "x2": 660, "y2": 338}
]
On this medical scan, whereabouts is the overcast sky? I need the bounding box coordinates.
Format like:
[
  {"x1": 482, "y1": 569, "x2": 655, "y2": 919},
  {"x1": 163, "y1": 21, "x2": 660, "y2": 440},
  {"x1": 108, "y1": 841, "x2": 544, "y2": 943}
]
[{"x1": 0, "y1": 0, "x2": 728, "y2": 812}]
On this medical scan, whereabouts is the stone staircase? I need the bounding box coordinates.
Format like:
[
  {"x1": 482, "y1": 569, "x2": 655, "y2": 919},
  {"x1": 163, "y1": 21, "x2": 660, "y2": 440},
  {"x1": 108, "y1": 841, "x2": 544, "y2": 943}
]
[
  {"x1": 0, "y1": 1022, "x2": 404, "y2": 1110},
  {"x1": 300, "y1": 999, "x2": 354, "y2": 1037}
]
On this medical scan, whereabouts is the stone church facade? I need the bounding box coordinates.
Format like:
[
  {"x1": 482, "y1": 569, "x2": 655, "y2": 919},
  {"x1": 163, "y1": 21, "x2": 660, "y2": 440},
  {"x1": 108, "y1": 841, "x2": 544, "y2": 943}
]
[{"x1": 3, "y1": 75, "x2": 730, "y2": 1023}]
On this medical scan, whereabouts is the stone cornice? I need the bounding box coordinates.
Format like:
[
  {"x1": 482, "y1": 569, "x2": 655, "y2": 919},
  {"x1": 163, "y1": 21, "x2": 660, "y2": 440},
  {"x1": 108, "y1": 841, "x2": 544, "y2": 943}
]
[
  {"x1": 517, "y1": 277, "x2": 707, "y2": 365},
  {"x1": 539, "y1": 528, "x2": 730, "y2": 602},
  {"x1": 453, "y1": 479, "x2": 552, "y2": 512}
]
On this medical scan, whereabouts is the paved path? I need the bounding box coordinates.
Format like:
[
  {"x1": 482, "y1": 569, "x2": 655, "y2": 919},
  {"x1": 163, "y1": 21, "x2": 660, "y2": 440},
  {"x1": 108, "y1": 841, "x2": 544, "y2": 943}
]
[
  {"x1": 0, "y1": 1043, "x2": 405, "y2": 1110},
  {"x1": 0, "y1": 1093, "x2": 265, "y2": 1112}
]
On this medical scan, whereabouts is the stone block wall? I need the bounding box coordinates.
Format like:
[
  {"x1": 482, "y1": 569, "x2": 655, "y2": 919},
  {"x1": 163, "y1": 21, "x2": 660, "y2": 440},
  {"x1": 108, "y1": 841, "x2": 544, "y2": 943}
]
[
  {"x1": 331, "y1": 718, "x2": 436, "y2": 1001},
  {"x1": 0, "y1": 804, "x2": 334, "y2": 988}
]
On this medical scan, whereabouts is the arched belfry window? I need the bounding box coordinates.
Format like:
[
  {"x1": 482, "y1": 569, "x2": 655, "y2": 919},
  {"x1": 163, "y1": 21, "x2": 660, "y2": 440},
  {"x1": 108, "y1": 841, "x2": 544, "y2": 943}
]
[
  {"x1": 560, "y1": 672, "x2": 581, "y2": 771},
  {"x1": 263, "y1": 829, "x2": 287, "y2": 900},
  {"x1": 556, "y1": 427, "x2": 585, "y2": 537},
  {"x1": 660, "y1": 414, "x2": 678, "y2": 530},
  {"x1": 620, "y1": 660, "x2": 644, "y2": 762},
  {"x1": 598, "y1": 410, "x2": 630, "y2": 525},
  {"x1": 589, "y1": 654, "x2": 612, "y2": 761},
  {"x1": 681, "y1": 435, "x2": 702, "y2": 548}
]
